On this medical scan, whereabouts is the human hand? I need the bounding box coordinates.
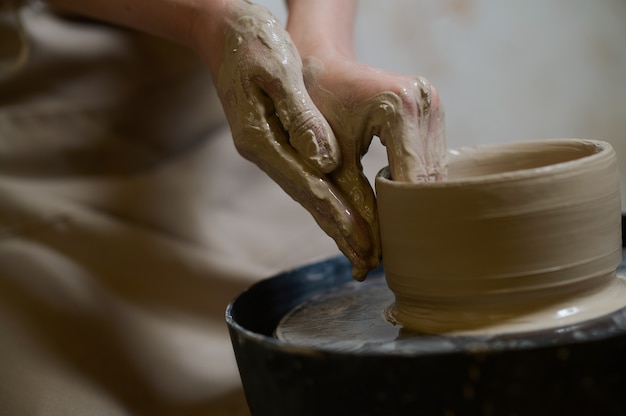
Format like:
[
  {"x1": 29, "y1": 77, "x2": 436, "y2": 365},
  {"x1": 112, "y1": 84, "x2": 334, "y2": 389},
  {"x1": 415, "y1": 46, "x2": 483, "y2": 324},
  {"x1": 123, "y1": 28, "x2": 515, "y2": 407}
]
[
  {"x1": 298, "y1": 54, "x2": 447, "y2": 278},
  {"x1": 283, "y1": 0, "x2": 447, "y2": 278},
  {"x1": 301, "y1": 57, "x2": 447, "y2": 182},
  {"x1": 284, "y1": 0, "x2": 446, "y2": 183},
  {"x1": 204, "y1": 1, "x2": 380, "y2": 279}
]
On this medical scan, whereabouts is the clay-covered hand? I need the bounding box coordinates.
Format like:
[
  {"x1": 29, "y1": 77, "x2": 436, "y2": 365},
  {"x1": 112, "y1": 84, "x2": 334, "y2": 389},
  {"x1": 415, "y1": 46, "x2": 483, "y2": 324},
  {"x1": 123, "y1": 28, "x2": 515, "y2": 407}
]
[
  {"x1": 209, "y1": 1, "x2": 380, "y2": 279},
  {"x1": 299, "y1": 55, "x2": 447, "y2": 277},
  {"x1": 282, "y1": 0, "x2": 447, "y2": 279},
  {"x1": 302, "y1": 57, "x2": 447, "y2": 183}
]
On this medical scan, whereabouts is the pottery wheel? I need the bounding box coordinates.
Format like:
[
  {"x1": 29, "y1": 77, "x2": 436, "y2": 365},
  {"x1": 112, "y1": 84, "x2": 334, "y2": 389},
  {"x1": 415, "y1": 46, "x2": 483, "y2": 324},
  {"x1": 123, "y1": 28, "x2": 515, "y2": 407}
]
[
  {"x1": 274, "y1": 250, "x2": 626, "y2": 353},
  {"x1": 228, "y1": 238, "x2": 626, "y2": 416},
  {"x1": 275, "y1": 271, "x2": 400, "y2": 351}
]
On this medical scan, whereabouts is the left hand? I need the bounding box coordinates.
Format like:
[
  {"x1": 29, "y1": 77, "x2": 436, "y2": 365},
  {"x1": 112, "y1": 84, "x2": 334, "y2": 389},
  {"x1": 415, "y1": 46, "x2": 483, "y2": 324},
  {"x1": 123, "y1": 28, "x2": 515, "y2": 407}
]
[{"x1": 297, "y1": 52, "x2": 448, "y2": 278}]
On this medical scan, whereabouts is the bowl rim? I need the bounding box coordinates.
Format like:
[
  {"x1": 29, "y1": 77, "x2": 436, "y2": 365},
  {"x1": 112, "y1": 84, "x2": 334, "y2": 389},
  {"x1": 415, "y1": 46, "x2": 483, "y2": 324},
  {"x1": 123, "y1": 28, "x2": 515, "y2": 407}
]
[{"x1": 375, "y1": 138, "x2": 612, "y2": 188}]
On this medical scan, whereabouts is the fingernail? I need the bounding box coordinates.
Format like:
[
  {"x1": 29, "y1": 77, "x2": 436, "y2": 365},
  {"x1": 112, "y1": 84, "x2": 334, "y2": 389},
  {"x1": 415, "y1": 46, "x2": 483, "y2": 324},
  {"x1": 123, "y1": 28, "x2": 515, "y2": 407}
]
[
  {"x1": 351, "y1": 254, "x2": 380, "y2": 282},
  {"x1": 352, "y1": 266, "x2": 368, "y2": 282}
]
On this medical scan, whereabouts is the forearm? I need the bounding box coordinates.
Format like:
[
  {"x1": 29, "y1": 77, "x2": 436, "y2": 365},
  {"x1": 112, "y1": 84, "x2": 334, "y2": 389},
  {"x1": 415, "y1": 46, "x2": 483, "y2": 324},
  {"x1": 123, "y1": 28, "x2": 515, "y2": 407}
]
[
  {"x1": 44, "y1": 0, "x2": 241, "y2": 76},
  {"x1": 285, "y1": 0, "x2": 357, "y2": 58}
]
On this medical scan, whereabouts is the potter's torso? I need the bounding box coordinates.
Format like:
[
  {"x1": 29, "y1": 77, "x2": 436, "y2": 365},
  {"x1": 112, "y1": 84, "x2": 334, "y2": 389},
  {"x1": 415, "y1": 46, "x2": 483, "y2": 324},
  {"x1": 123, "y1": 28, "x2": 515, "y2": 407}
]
[{"x1": 0, "y1": 4, "x2": 224, "y2": 176}]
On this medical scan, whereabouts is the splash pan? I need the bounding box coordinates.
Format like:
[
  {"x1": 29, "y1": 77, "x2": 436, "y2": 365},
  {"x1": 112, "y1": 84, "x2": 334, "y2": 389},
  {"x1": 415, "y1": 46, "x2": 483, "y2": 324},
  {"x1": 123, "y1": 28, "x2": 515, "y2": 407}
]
[{"x1": 226, "y1": 221, "x2": 626, "y2": 416}]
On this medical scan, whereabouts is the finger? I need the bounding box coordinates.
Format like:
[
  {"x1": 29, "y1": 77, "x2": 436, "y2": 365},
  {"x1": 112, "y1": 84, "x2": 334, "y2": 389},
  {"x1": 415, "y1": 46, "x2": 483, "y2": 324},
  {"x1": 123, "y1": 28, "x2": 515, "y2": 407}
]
[
  {"x1": 324, "y1": 106, "x2": 381, "y2": 268},
  {"x1": 233, "y1": 109, "x2": 379, "y2": 281},
  {"x1": 255, "y1": 76, "x2": 340, "y2": 175},
  {"x1": 423, "y1": 81, "x2": 448, "y2": 181},
  {"x1": 249, "y1": 31, "x2": 341, "y2": 175},
  {"x1": 374, "y1": 77, "x2": 447, "y2": 183},
  {"x1": 417, "y1": 77, "x2": 447, "y2": 181},
  {"x1": 329, "y1": 153, "x2": 381, "y2": 274},
  {"x1": 302, "y1": 88, "x2": 384, "y2": 276}
]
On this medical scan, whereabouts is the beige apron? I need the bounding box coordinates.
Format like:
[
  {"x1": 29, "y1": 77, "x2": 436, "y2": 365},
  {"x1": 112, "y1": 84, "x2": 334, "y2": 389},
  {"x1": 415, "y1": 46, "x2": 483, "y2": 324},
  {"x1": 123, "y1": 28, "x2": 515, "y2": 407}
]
[{"x1": 0, "y1": 3, "x2": 341, "y2": 415}]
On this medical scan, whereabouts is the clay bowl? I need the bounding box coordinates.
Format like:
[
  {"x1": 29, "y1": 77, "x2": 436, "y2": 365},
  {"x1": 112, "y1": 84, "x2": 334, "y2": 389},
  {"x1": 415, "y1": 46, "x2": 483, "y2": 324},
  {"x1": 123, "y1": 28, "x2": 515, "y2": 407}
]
[{"x1": 375, "y1": 139, "x2": 624, "y2": 334}]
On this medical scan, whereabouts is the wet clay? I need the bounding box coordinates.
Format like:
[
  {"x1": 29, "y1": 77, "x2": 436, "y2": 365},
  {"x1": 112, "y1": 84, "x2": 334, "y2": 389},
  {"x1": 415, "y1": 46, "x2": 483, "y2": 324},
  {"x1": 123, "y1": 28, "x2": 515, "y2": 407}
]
[{"x1": 376, "y1": 139, "x2": 625, "y2": 334}]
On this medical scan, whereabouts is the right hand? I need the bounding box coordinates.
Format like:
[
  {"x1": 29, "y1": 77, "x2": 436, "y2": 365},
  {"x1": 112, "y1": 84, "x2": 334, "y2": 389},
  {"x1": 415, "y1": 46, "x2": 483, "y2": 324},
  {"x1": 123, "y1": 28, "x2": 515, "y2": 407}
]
[{"x1": 197, "y1": 0, "x2": 381, "y2": 279}]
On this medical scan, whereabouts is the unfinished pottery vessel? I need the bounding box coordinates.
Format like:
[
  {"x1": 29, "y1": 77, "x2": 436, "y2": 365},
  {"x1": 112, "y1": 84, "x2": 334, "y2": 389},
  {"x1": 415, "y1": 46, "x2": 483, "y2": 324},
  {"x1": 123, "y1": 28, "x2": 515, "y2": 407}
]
[{"x1": 375, "y1": 139, "x2": 624, "y2": 334}]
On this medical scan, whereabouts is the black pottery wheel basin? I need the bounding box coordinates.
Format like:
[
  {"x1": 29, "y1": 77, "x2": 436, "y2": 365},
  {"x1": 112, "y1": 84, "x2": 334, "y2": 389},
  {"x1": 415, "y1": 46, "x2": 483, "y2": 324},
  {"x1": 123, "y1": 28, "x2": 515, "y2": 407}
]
[{"x1": 226, "y1": 216, "x2": 626, "y2": 416}]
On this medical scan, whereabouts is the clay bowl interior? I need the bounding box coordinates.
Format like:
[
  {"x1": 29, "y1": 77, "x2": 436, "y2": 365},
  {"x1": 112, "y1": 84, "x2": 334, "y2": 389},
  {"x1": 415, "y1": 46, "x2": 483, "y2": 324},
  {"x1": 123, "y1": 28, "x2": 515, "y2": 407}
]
[{"x1": 445, "y1": 139, "x2": 604, "y2": 179}]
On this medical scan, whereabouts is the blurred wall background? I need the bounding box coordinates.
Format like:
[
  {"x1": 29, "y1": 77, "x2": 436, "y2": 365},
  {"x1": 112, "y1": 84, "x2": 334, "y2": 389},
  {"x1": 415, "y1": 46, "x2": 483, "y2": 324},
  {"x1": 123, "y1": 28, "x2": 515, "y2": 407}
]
[{"x1": 259, "y1": 0, "x2": 626, "y2": 208}]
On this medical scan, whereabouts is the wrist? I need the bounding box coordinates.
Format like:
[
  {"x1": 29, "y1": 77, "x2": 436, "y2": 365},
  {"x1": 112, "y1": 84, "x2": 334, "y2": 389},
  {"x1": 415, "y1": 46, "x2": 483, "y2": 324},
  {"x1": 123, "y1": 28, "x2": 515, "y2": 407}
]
[
  {"x1": 192, "y1": 0, "x2": 297, "y2": 81},
  {"x1": 285, "y1": 0, "x2": 356, "y2": 59},
  {"x1": 188, "y1": 0, "x2": 246, "y2": 79}
]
